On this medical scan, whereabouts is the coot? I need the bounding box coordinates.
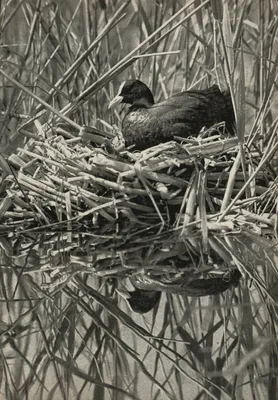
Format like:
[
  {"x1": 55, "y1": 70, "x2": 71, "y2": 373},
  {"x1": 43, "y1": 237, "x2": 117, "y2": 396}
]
[
  {"x1": 130, "y1": 269, "x2": 241, "y2": 296},
  {"x1": 118, "y1": 270, "x2": 241, "y2": 313},
  {"x1": 109, "y1": 79, "x2": 235, "y2": 150},
  {"x1": 117, "y1": 288, "x2": 161, "y2": 314}
]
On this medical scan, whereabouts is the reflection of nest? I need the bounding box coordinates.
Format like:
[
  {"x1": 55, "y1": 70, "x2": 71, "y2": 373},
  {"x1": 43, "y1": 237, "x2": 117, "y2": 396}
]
[
  {"x1": 1, "y1": 226, "x2": 277, "y2": 302},
  {"x1": 1, "y1": 127, "x2": 278, "y2": 299}
]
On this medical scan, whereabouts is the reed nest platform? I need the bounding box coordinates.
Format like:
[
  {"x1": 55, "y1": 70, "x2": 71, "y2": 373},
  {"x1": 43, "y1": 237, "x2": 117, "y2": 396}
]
[{"x1": 1, "y1": 124, "x2": 278, "y2": 298}]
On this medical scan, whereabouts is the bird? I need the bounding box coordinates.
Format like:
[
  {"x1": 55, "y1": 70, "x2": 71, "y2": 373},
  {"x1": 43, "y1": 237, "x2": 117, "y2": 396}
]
[
  {"x1": 130, "y1": 269, "x2": 241, "y2": 296},
  {"x1": 118, "y1": 270, "x2": 241, "y2": 314},
  {"x1": 117, "y1": 288, "x2": 161, "y2": 314},
  {"x1": 108, "y1": 79, "x2": 235, "y2": 150}
]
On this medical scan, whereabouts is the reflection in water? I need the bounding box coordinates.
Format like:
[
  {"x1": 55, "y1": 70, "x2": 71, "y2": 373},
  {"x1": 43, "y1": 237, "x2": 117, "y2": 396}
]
[{"x1": 0, "y1": 228, "x2": 277, "y2": 398}]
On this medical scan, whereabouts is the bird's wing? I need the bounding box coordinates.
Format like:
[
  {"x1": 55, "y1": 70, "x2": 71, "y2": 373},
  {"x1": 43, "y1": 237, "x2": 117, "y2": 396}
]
[
  {"x1": 149, "y1": 95, "x2": 209, "y2": 121},
  {"x1": 148, "y1": 86, "x2": 224, "y2": 122}
]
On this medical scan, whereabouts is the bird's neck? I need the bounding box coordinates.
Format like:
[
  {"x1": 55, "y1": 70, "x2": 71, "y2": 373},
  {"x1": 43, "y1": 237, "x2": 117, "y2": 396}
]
[{"x1": 129, "y1": 98, "x2": 154, "y2": 109}]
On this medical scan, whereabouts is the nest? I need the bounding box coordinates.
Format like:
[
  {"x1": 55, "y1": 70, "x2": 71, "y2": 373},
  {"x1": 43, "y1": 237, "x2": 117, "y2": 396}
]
[{"x1": 1, "y1": 123, "x2": 278, "y2": 297}]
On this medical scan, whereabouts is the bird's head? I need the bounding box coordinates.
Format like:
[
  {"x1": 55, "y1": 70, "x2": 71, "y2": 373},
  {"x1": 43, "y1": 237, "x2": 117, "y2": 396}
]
[
  {"x1": 108, "y1": 79, "x2": 154, "y2": 108},
  {"x1": 117, "y1": 288, "x2": 161, "y2": 314}
]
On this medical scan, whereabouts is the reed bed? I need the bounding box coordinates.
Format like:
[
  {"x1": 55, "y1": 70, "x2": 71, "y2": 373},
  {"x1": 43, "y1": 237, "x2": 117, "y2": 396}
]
[
  {"x1": 0, "y1": 1, "x2": 278, "y2": 399},
  {"x1": 3, "y1": 126, "x2": 278, "y2": 230},
  {"x1": 1, "y1": 118, "x2": 278, "y2": 303}
]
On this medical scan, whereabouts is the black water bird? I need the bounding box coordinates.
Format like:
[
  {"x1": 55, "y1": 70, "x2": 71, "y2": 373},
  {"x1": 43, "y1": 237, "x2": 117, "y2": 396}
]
[
  {"x1": 117, "y1": 288, "x2": 161, "y2": 314},
  {"x1": 130, "y1": 269, "x2": 241, "y2": 296},
  {"x1": 118, "y1": 270, "x2": 241, "y2": 314},
  {"x1": 109, "y1": 79, "x2": 235, "y2": 150}
]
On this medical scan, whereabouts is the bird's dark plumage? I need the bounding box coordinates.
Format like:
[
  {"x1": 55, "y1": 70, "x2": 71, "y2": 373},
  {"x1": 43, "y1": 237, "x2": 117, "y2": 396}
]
[
  {"x1": 118, "y1": 270, "x2": 241, "y2": 314},
  {"x1": 130, "y1": 269, "x2": 241, "y2": 297},
  {"x1": 109, "y1": 79, "x2": 235, "y2": 150},
  {"x1": 117, "y1": 288, "x2": 161, "y2": 314}
]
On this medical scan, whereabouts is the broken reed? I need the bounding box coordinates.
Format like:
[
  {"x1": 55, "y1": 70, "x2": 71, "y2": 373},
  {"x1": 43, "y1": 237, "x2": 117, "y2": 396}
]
[{"x1": 1, "y1": 123, "x2": 277, "y2": 236}]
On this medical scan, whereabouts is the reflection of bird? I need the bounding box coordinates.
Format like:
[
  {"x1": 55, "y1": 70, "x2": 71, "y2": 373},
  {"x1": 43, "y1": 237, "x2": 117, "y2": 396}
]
[
  {"x1": 131, "y1": 269, "x2": 241, "y2": 296},
  {"x1": 117, "y1": 288, "x2": 161, "y2": 314},
  {"x1": 118, "y1": 270, "x2": 241, "y2": 314},
  {"x1": 109, "y1": 80, "x2": 235, "y2": 150}
]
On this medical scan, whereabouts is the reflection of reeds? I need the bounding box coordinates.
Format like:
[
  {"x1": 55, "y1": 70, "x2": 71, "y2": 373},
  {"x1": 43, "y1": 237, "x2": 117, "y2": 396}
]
[{"x1": 0, "y1": 0, "x2": 278, "y2": 399}]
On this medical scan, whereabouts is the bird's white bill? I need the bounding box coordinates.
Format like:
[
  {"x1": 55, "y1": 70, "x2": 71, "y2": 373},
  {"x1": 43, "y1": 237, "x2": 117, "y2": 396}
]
[{"x1": 108, "y1": 95, "x2": 124, "y2": 109}]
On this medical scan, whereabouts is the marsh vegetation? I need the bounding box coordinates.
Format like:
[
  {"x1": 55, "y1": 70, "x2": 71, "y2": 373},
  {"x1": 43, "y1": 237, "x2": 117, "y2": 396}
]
[{"x1": 0, "y1": 1, "x2": 278, "y2": 399}]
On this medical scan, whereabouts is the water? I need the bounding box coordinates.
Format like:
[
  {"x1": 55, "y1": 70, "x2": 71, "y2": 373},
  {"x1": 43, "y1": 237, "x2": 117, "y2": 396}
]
[{"x1": 0, "y1": 229, "x2": 277, "y2": 399}]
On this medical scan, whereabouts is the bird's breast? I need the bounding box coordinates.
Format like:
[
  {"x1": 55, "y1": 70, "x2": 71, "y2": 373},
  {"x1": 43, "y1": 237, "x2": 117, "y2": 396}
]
[
  {"x1": 122, "y1": 108, "x2": 182, "y2": 150},
  {"x1": 124, "y1": 110, "x2": 151, "y2": 125}
]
